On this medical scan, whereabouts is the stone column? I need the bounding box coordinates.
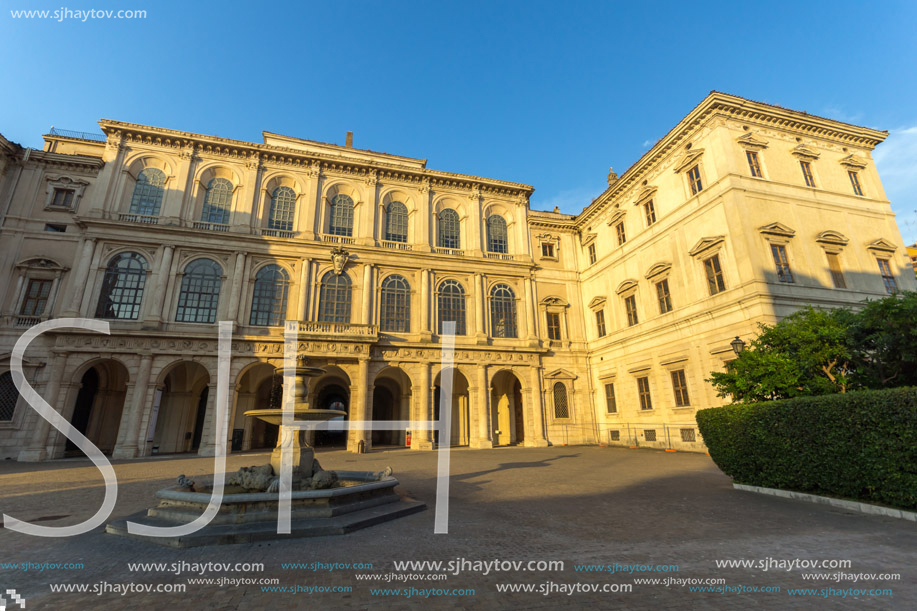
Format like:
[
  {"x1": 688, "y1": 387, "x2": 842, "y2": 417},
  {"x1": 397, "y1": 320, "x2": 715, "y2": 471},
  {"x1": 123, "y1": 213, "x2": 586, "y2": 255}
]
[
  {"x1": 474, "y1": 273, "x2": 487, "y2": 343},
  {"x1": 471, "y1": 364, "x2": 493, "y2": 448},
  {"x1": 226, "y1": 252, "x2": 247, "y2": 322},
  {"x1": 417, "y1": 179, "x2": 431, "y2": 252},
  {"x1": 348, "y1": 358, "x2": 372, "y2": 452},
  {"x1": 63, "y1": 238, "x2": 96, "y2": 316},
  {"x1": 524, "y1": 277, "x2": 538, "y2": 343},
  {"x1": 419, "y1": 269, "x2": 432, "y2": 340},
  {"x1": 528, "y1": 366, "x2": 549, "y2": 447},
  {"x1": 113, "y1": 354, "x2": 154, "y2": 458},
  {"x1": 412, "y1": 362, "x2": 434, "y2": 450},
  {"x1": 236, "y1": 256, "x2": 253, "y2": 325},
  {"x1": 299, "y1": 257, "x2": 312, "y2": 321},
  {"x1": 362, "y1": 264, "x2": 373, "y2": 325},
  {"x1": 18, "y1": 353, "x2": 66, "y2": 462},
  {"x1": 145, "y1": 245, "x2": 174, "y2": 325}
]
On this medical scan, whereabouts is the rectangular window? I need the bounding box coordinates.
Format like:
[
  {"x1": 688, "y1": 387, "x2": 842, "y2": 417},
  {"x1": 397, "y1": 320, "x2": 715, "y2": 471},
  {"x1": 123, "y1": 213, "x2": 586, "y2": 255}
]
[
  {"x1": 615, "y1": 222, "x2": 627, "y2": 246},
  {"x1": 604, "y1": 383, "x2": 617, "y2": 413},
  {"x1": 848, "y1": 171, "x2": 864, "y2": 196},
  {"x1": 546, "y1": 312, "x2": 561, "y2": 340},
  {"x1": 687, "y1": 165, "x2": 703, "y2": 195},
  {"x1": 746, "y1": 150, "x2": 762, "y2": 178},
  {"x1": 595, "y1": 309, "x2": 606, "y2": 337},
  {"x1": 680, "y1": 428, "x2": 696, "y2": 442},
  {"x1": 878, "y1": 259, "x2": 897, "y2": 294},
  {"x1": 20, "y1": 279, "x2": 52, "y2": 316},
  {"x1": 655, "y1": 278, "x2": 672, "y2": 314},
  {"x1": 826, "y1": 252, "x2": 847, "y2": 289},
  {"x1": 800, "y1": 161, "x2": 816, "y2": 187},
  {"x1": 637, "y1": 377, "x2": 652, "y2": 410},
  {"x1": 644, "y1": 429, "x2": 657, "y2": 442},
  {"x1": 624, "y1": 295, "x2": 638, "y2": 326},
  {"x1": 51, "y1": 188, "x2": 75, "y2": 208},
  {"x1": 588, "y1": 243, "x2": 596, "y2": 265},
  {"x1": 671, "y1": 369, "x2": 690, "y2": 407},
  {"x1": 644, "y1": 200, "x2": 657, "y2": 226},
  {"x1": 771, "y1": 244, "x2": 794, "y2": 283},
  {"x1": 44, "y1": 224, "x2": 67, "y2": 233},
  {"x1": 609, "y1": 430, "x2": 620, "y2": 441},
  {"x1": 704, "y1": 254, "x2": 726, "y2": 295},
  {"x1": 541, "y1": 242, "x2": 555, "y2": 258}
]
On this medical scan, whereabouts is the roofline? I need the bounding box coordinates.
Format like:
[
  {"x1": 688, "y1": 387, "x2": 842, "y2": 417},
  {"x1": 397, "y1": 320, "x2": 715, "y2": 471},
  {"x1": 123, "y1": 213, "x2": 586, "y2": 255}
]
[{"x1": 573, "y1": 91, "x2": 889, "y2": 229}]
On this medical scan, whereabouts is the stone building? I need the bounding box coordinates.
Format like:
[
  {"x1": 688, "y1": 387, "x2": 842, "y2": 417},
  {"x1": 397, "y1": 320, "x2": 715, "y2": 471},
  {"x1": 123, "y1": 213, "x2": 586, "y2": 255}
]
[{"x1": 0, "y1": 92, "x2": 913, "y2": 461}]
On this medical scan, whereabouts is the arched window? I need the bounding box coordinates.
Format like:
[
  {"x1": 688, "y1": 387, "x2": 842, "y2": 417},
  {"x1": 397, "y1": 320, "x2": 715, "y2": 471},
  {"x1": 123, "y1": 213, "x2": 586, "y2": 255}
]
[
  {"x1": 0, "y1": 371, "x2": 20, "y2": 422},
  {"x1": 553, "y1": 382, "x2": 569, "y2": 418},
  {"x1": 95, "y1": 252, "x2": 148, "y2": 320},
  {"x1": 380, "y1": 274, "x2": 411, "y2": 332},
  {"x1": 438, "y1": 209, "x2": 460, "y2": 249},
  {"x1": 486, "y1": 215, "x2": 508, "y2": 253},
  {"x1": 328, "y1": 194, "x2": 354, "y2": 236},
  {"x1": 129, "y1": 168, "x2": 166, "y2": 216},
  {"x1": 249, "y1": 264, "x2": 289, "y2": 326},
  {"x1": 318, "y1": 272, "x2": 352, "y2": 323},
  {"x1": 269, "y1": 186, "x2": 296, "y2": 231},
  {"x1": 489, "y1": 283, "x2": 517, "y2": 338},
  {"x1": 437, "y1": 279, "x2": 466, "y2": 335},
  {"x1": 176, "y1": 259, "x2": 222, "y2": 323},
  {"x1": 201, "y1": 177, "x2": 233, "y2": 225},
  {"x1": 385, "y1": 201, "x2": 408, "y2": 243}
]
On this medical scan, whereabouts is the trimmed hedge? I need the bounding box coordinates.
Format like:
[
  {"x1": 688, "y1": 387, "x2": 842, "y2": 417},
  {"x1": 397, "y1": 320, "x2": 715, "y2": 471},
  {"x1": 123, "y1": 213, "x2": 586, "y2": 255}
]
[{"x1": 696, "y1": 387, "x2": 917, "y2": 510}]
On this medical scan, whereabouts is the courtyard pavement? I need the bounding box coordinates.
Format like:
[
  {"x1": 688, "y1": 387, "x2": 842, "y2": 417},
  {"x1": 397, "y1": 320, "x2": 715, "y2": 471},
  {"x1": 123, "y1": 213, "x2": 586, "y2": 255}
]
[{"x1": 0, "y1": 446, "x2": 914, "y2": 610}]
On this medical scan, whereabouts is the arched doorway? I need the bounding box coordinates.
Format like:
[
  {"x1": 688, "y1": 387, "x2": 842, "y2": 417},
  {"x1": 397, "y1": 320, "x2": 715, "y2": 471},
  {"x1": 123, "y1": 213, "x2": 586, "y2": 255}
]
[
  {"x1": 372, "y1": 367, "x2": 412, "y2": 447},
  {"x1": 434, "y1": 368, "x2": 470, "y2": 447},
  {"x1": 491, "y1": 370, "x2": 524, "y2": 446},
  {"x1": 151, "y1": 361, "x2": 210, "y2": 454},
  {"x1": 311, "y1": 366, "x2": 351, "y2": 448},
  {"x1": 66, "y1": 359, "x2": 129, "y2": 457},
  {"x1": 233, "y1": 362, "x2": 278, "y2": 451}
]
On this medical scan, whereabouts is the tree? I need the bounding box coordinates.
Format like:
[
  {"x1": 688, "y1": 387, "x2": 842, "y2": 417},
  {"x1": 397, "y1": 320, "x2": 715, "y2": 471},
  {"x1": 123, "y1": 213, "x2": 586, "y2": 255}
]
[
  {"x1": 707, "y1": 306, "x2": 854, "y2": 403},
  {"x1": 847, "y1": 291, "x2": 917, "y2": 389}
]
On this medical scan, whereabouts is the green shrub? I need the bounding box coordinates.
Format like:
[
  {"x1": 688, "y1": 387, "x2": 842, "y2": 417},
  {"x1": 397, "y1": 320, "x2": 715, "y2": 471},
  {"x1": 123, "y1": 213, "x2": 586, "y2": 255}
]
[{"x1": 696, "y1": 387, "x2": 917, "y2": 510}]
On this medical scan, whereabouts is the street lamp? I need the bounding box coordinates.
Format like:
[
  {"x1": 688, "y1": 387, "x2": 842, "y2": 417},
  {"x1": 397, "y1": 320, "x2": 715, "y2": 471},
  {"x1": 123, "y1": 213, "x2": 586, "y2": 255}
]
[{"x1": 730, "y1": 336, "x2": 746, "y2": 356}]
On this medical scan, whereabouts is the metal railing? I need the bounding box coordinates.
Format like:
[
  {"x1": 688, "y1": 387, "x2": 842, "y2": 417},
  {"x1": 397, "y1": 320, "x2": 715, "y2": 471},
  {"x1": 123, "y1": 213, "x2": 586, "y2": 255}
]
[{"x1": 48, "y1": 128, "x2": 107, "y2": 142}]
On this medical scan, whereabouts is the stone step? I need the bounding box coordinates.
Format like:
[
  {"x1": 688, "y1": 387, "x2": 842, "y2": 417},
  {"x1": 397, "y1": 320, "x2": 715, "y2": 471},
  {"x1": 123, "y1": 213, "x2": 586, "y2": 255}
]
[{"x1": 105, "y1": 499, "x2": 426, "y2": 548}]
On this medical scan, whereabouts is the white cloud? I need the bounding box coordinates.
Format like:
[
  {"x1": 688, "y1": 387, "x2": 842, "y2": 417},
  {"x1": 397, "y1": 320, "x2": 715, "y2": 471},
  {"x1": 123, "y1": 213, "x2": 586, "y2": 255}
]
[{"x1": 874, "y1": 125, "x2": 917, "y2": 245}]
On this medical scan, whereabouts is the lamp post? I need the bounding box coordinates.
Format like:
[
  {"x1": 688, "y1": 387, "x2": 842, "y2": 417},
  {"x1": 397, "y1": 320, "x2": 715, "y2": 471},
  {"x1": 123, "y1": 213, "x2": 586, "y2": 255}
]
[{"x1": 730, "y1": 336, "x2": 746, "y2": 356}]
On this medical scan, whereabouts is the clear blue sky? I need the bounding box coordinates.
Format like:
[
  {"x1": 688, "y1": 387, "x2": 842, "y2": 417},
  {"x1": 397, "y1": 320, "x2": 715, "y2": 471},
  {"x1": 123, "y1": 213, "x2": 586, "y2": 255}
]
[{"x1": 2, "y1": 0, "x2": 915, "y2": 242}]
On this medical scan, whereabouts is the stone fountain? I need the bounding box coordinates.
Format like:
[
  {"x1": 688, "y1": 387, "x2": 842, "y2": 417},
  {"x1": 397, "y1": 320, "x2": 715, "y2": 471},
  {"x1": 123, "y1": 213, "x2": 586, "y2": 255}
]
[{"x1": 106, "y1": 355, "x2": 425, "y2": 548}]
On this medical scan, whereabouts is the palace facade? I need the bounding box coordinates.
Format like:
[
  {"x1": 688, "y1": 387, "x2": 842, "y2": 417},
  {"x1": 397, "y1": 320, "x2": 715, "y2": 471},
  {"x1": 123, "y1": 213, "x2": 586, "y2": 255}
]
[{"x1": 0, "y1": 92, "x2": 913, "y2": 461}]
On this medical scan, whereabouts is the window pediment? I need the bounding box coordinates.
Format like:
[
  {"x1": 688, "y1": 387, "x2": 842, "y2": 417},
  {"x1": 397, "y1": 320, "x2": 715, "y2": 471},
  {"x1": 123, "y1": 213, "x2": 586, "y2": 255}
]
[
  {"x1": 688, "y1": 235, "x2": 725, "y2": 257},
  {"x1": 816, "y1": 230, "x2": 849, "y2": 248},
  {"x1": 758, "y1": 222, "x2": 796, "y2": 239},
  {"x1": 736, "y1": 132, "x2": 769, "y2": 151},
  {"x1": 580, "y1": 232, "x2": 597, "y2": 246},
  {"x1": 839, "y1": 154, "x2": 868, "y2": 169},
  {"x1": 606, "y1": 208, "x2": 626, "y2": 225},
  {"x1": 674, "y1": 149, "x2": 705, "y2": 173},
  {"x1": 615, "y1": 279, "x2": 638, "y2": 295},
  {"x1": 634, "y1": 186, "x2": 657, "y2": 206},
  {"x1": 791, "y1": 144, "x2": 820, "y2": 160},
  {"x1": 540, "y1": 296, "x2": 569, "y2": 308},
  {"x1": 588, "y1": 296, "x2": 606, "y2": 310},
  {"x1": 544, "y1": 368, "x2": 577, "y2": 380},
  {"x1": 866, "y1": 238, "x2": 897, "y2": 253},
  {"x1": 644, "y1": 262, "x2": 672, "y2": 279}
]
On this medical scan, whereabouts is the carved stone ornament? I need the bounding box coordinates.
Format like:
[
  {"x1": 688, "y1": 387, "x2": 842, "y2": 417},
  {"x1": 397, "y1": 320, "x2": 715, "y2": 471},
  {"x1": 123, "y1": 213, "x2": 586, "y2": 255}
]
[{"x1": 331, "y1": 246, "x2": 350, "y2": 275}]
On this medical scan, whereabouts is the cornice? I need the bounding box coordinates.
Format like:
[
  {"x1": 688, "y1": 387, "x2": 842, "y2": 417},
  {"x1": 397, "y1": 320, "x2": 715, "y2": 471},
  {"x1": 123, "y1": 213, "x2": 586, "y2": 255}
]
[
  {"x1": 98, "y1": 119, "x2": 534, "y2": 201},
  {"x1": 24, "y1": 150, "x2": 105, "y2": 173}
]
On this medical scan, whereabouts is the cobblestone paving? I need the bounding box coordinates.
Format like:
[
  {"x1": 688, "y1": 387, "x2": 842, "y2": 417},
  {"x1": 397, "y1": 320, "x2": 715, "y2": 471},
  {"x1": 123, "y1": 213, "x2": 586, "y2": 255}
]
[{"x1": 1, "y1": 446, "x2": 914, "y2": 610}]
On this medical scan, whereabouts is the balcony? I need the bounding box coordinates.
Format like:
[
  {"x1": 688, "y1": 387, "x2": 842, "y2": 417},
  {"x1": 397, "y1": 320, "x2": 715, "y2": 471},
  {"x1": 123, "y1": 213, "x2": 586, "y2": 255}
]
[
  {"x1": 485, "y1": 252, "x2": 514, "y2": 261},
  {"x1": 258, "y1": 228, "x2": 297, "y2": 239},
  {"x1": 432, "y1": 247, "x2": 464, "y2": 256},
  {"x1": 379, "y1": 240, "x2": 412, "y2": 251},
  {"x1": 192, "y1": 221, "x2": 230, "y2": 232},
  {"x1": 320, "y1": 234, "x2": 356, "y2": 245},
  {"x1": 296, "y1": 321, "x2": 378, "y2": 339},
  {"x1": 119, "y1": 213, "x2": 160, "y2": 225}
]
